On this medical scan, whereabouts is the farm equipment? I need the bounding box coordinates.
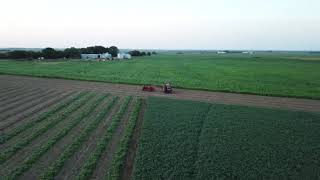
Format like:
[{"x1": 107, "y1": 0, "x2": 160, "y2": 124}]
[
  {"x1": 142, "y1": 85, "x2": 155, "y2": 92},
  {"x1": 163, "y1": 83, "x2": 172, "y2": 93}
]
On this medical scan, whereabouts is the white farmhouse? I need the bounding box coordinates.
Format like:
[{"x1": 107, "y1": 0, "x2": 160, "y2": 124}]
[{"x1": 117, "y1": 53, "x2": 131, "y2": 59}]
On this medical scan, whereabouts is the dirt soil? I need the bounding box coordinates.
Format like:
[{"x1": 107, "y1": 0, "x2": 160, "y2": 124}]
[
  {"x1": 121, "y1": 99, "x2": 146, "y2": 180},
  {"x1": 0, "y1": 75, "x2": 319, "y2": 113}
]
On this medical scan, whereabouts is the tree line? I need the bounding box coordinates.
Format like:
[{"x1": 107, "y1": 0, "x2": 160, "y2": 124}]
[
  {"x1": 0, "y1": 46, "x2": 119, "y2": 60},
  {"x1": 128, "y1": 50, "x2": 156, "y2": 56}
]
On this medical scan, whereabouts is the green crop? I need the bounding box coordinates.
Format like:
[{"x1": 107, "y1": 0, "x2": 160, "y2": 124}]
[
  {"x1": 107, "y1": 98, "x2": 142, "y2": 180},
  {"x1": 76, "y1": 96, "x2": 132, "y2": 180},
  {"x1": 132, "y1": 97, "x2": 320, "y2": 179},
  {"x1": 0, "y1": 52, "x2": 320, "y2": 99},
  {"x1": 40, "y1": 96, "x2": 118, "y2": 180}
]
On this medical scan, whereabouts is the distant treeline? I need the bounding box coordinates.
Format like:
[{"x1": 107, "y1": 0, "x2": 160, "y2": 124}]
[
  {"x1": 0, "y1": 46, "x2": 119, "y2": 60},
  {"x1": 0, "y1": 45, "x2": 157, "y2": 60},
  {"x1": 128, "y1": 50, "x2": 156, "y2": 56}
]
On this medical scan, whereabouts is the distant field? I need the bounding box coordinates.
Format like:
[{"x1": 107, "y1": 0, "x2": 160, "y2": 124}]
[
  {"x1": 0, "y1": 52, "x2": 320, "y2": 99},
  {"x1": 133, "y1": 97, "x2": 320, "y2": 179}
]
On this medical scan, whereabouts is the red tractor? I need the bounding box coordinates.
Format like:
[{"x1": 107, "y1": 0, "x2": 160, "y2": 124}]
[{"x1": 142, "y1": 85, "x2": 155, "y2": 92}]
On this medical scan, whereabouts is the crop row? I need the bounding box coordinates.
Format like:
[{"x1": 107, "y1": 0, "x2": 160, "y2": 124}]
[
  {"x1": 132, "y1": 97, "x2": 211, "y2": 179},
  {"x1": 5, "y1": 93, "x2": 109, "y2": 180},
  {"x1": 0, "y1": 87, "x2": 29, "y2": 102},
  {"x1": 107, "y1": 98, "x2": 142, "y2": 180},
  {"x1": 0, "y1": 89, "x2": 55, "y2": 114},
  {"x1": 0, "y1": 88, "x2": 43, "y2": 106},
  {"x1": 76, "y1": 96, "x2": 133, "y2": 180},
  {"x1": 0, "y1": 91, "x2": 75, "y2": 131},
  {"x1": 0, "y1": 92, "x2": 93, "y2": 164},
  {"x1": 1, "y1": 90, "x2": 62, "y2": 121},
  {"x1": 40, "y1": 96, "x2": 119, "y2": 180},
  {"x1": 0, "y1": 91, "x2": 82, "y2": 144}
]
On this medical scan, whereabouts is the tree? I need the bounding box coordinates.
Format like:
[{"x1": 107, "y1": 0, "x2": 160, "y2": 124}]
[
  {"x1": 64, "y1": 47, "x2": 80, "y2": 58},
  {"x1": 42, "y1": 47, "x2": 58, "y2": 59},
  {"x1": 147, "y1": 52, "x2": 151, "y2": 56},
  {"x1": 108, "y1": 46, "x2": 119, "y2": 57}
]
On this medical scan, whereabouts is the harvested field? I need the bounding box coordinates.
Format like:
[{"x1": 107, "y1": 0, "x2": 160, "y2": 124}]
[
  {"x1": 0, "y1": 75, "x2": 319, "y2": 180},
  {"x1": 0, "y1": 78, "x2": 144, "y2": 180}
]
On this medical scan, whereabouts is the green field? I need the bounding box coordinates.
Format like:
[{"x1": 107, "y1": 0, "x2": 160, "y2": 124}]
[
  {"x1": 133, "y1": 97, "x2": 320, "y2": 179},
  {"x1": 0, "y1": 52, "x2": 320, "y2": 99}
]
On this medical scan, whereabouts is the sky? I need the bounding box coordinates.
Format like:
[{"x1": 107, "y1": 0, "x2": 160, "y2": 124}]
[{"x1": 0, "y1": 0, "x2": 320, "y2": 50}]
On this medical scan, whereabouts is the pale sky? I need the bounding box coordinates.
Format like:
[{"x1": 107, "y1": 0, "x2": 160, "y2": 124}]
[{"x1": 1, "y1": 0, "x2": 320, "y2": 50}]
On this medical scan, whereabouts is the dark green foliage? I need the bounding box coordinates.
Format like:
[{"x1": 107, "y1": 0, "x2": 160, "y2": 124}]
[
  {"x1": 76, "y1": 96, "x2": 132, "y2": 180},
  {"x1": 40, "y1": 96, "x2": 119, "y2": 180},
  {"x1": 133, "y1": 97, "x2": 211, "y2": 179},
  {"x1": 108, "y1": 46, "x2": 119, "y2": 57},
  {"x1": 107, "y1": 98, "x2": 142, "y2": 180},
  {"x1": 5, "y1": 94, "x2": 109, "y2": 180},
  {"x1": 133, "y1": 97, "x2": 320, "y2": 179}
]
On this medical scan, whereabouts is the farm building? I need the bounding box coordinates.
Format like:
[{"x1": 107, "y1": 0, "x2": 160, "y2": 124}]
[
  {"x1": 81, "y1": 53, "x2": 112, "y2": 60},
  {"x1": 117, "y1": 53, "x2": 131, "y2": 59}
]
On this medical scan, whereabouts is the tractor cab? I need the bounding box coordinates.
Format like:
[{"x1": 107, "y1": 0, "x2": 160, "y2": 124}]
[{"x1": 163, "y1": 83, "x2": 172, "y2": 93}]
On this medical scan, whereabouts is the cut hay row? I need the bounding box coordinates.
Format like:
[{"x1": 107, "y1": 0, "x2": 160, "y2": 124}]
[
  {"x1": 0, "y1": 89, "x2": 57, "y2": 114},
  {"x1": 107, "y1": 98, "x2": 142, "y2": 180},
  {"x1": 40, "y1": 96, "x2": 119, "y2": 180},
  {"x1": 0, "y1": 87, "x2": 35, "y2": 103},
  {"x1": 0, "y1": 91, "x2": 75, "y2": 131},
  {"x1": 0, "y1": 92, "x2": 93, "y2": 163},
  {"x1": 4, "y1": 94, "x2": 109, "y2": 180},
  {"x1": 0, "y1": 90, "x2": 63, "y2": 121},
  {"x1": 76, "y1": 96, "x2": 132, "y2": 180},
  {"x1": 0, "y1": 88, "x2": 45, "y2": 107},
  {"x1": 0, "y1": 86, "x2": 21, "y2": 95},
  {"x1": 0, "y1": 92, "x2": 82, "y2": 144}
]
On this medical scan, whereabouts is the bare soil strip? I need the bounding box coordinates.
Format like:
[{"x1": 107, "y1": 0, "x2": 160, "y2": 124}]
[
  {"x1": 55, "y1": 97, "x2": 123, "y2": 180},
  {"x1": 90, "y1": 98, "x2": 136, "y2": 180},
  {"x1": 0, "y1": 93, "x2": 93, "y2": 158},
  {"x1": 0, "y1": 89, "x2": 55, "y2": 115},
  {"x1": 0, "y1": 75, "x2": 319, "y2": 113},
  {"x1": 0, "y1": 87, "x2": 43, "y2": 107},
  {"x1": 120, "y1": 99, "x2": 145, "y2": 180},
  {"x1": 0, "y1": 94, "x2": 99, "y2": 178},
  {"x1": 0, "y1": 86, "x2": 22, "y2": 95},
  {"x1": 0, "y1": 91, "x2": 73, "y2": 131},
  {"x1": 0, "y1": 87, "x2": 30, "y2": 102},
  {"x1": 0, "y1": 90, "x2": 58, "y2": 122}
]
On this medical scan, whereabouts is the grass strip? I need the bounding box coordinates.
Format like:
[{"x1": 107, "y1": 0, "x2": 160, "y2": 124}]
[
  {"x1": 5, "y1": 94, "x2": 109, "y2": 180},
  {"x1": 0, "y1": 91, "x2": 83, "y2": 144},
  {"x1": 40, "y1": 96, "x2": 119, "y2": 180},
  {"x1": 0, "y1": 92, "x2": 93, "y2": 164},
  {"x1": 107, "y1": 98, "x2": 142, "y2": 180},
  {"x1": 76, "y1": 96, "x2": 133, "y2": 180}
]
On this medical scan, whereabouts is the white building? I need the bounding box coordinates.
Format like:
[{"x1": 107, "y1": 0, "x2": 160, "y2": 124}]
[
  {"x1": 81, "y1": 53, "x2": 112, "y2": 60},
  {"x1": 117, "y1": 53, "x2": 131, "y2": 59},
  {"x1": 217, "y1": 51, "x2": 227, "y2": 54}
]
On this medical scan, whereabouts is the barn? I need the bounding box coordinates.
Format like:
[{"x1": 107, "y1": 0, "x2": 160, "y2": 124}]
[
  {"x1": 81, "y1": 53, "x2": 112, "y2": 60},
  {"x1": 117, "y1": 53, "x2": 131, "y2": 59}
]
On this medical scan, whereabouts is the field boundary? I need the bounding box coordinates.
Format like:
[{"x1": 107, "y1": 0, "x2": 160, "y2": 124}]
[
  {"x1": 1, "y1": 75, "x2": 320, "y2": 113},
  {"x1": 0, "y1": 73, "x2": 319, "y2": 100}
]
